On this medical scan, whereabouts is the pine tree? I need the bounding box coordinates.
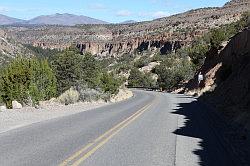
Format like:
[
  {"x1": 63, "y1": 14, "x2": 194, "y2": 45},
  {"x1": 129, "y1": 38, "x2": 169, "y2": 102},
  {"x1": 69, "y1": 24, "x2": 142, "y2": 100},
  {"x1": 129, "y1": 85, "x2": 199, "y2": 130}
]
[{"x1": 0, "y1": 57, "x2": 57, "y2": 108}]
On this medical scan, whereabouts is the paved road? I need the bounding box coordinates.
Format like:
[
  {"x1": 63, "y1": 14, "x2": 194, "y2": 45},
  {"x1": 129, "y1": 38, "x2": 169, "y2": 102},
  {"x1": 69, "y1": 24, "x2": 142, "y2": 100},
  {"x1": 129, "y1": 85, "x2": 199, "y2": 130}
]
[{"x1": 0, "y1": 90, "x2": 235, "y2": 166}]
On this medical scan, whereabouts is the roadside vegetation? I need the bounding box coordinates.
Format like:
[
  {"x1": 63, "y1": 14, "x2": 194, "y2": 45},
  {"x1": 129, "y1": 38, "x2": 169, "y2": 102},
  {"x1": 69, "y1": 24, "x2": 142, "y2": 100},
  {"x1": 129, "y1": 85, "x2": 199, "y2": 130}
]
[
  {"x1": 128, "y1": 68, "x2": 155, "y2": 88},
  {"x1": 127, "y1": 12, "x2": 250, "y2": 91},
  {"x1": 153, "y1": 56, "x2": 194, "y2": 90},
  {"x1": 0, "y1": 48, "x2": 122, "y2": 108},
  {"x1": 0, "y1": 58, "x2": 57, "y2": 108},
  {"x1": 52, "y1": 48, "x2": 122, "y2": 102}
]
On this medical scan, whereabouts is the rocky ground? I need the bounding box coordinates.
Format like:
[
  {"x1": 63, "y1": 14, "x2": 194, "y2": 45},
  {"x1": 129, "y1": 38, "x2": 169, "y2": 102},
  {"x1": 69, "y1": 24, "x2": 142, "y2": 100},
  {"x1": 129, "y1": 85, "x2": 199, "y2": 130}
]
[{"x1": 0, "y1": 89, "x2": 133, "y2": 133}]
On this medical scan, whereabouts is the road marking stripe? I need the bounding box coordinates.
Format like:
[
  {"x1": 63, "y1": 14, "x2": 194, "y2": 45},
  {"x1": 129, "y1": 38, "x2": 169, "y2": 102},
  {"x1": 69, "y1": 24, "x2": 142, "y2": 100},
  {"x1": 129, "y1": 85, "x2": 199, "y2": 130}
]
[
  {"x1": 59, "y1": 143, "x2": 94, "y2": 166},
  {"x1": 94, "y1": 103, "x2": 149, "y2": 143},
  {"x1": 72, "y1": 103, "x2": 152, "y2": 166},
  {"x1": 59, "y1": 101, "x2": 153, "y2": 166}
]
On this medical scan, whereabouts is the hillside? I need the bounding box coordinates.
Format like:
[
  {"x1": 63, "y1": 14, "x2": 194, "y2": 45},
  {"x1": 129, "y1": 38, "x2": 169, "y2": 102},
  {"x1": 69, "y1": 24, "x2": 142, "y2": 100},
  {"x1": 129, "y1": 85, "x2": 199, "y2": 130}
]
[
  {"x1": 0, "y1": 0, "x2": 249, "y2": 65},
  {"x1": 2, "y1": 0, "x2": 249, "y2": 57},
  {"x1": 185, "y1": 24, "x2": 250, "y2": 126},
  {"x1": 0, "y1": 13, "x2": 108, "y2": 26},
  {"x1": 0, "y1": 14, "x2": 24, "y2": 25},
  {"x1": 26, "y1": 13, "x2": 108, "y2": 26},
  {"x1": 0, "y1": 29, "x2": 34, "y2": 65}
]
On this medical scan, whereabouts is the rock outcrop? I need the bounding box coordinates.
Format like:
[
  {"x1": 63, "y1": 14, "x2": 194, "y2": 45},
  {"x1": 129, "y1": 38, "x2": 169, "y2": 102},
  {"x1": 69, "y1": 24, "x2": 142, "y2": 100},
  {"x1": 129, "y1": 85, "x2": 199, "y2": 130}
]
[
  {"x1": 76, "y1": 38, "x2": 184, "y2": 56},
  {"x1": 12, "y1": 101, "x2": 23, "y2": 109}
]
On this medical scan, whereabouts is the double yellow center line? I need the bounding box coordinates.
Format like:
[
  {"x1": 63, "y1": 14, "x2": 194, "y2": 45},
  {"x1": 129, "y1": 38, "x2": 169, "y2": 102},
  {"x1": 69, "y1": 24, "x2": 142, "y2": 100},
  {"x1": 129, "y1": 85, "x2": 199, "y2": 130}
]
[{"x1": 59, "y1": 100, "x2": 155, "y2": 166}]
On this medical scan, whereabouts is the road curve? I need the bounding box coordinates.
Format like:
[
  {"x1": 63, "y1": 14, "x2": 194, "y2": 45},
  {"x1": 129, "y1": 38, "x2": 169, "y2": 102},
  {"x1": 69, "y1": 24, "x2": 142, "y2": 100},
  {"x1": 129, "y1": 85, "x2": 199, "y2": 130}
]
[{"x1": 0, "y1": 90, "x2": 235, "y2": 166}]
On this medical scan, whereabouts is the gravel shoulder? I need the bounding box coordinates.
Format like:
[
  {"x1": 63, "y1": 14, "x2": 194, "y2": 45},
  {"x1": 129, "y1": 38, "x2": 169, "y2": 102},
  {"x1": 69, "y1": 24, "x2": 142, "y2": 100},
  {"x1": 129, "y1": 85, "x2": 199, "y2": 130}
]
[
  {"x1": 0, "y1": 102, "x2": 109, "y2": 133},
  {"x1": 0, "y1": 89, "x2": 133, "y2": 133}
]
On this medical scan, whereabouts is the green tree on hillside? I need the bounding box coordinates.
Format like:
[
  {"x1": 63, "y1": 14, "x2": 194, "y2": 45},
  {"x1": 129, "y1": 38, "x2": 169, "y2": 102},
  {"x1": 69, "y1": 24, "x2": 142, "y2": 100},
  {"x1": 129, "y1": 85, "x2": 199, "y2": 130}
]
[
  {"x1": 100, "y1": 72, "x2": 121, "y2": 95},
  {"x1": 187, "y1": 44, "x2": 209, "y2": 67},
  {"x1": 80, "y1": 53, "x2": 102, "y2": 89},
  {"x1": 154, "y1": 58, "x2": 194, "y2": 91},
  {"x1": 128, "y1": 68, "x2": 155, "y2": 88},
  {"x1": 51, "y1": 48, "x2": 86, "y2": 94},
  {"x1": 209, "y1": 28, "x2": 226, "y2": 48},
  {"x1": 0, "y1": 58, "x2": 57, "y2": 108},
  {"x1": 24, "y1": 44, "x2": 62, "y2": 60},
  {"x1": 52, "y1": 48, "x2": 121, "y2": 97}
]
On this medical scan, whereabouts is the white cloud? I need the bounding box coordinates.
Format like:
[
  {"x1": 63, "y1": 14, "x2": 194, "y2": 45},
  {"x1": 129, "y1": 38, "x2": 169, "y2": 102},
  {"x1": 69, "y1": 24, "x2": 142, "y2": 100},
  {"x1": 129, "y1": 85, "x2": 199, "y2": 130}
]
[
  {"x1": 0, "y1": 6, "x2": 8, "y2": 12},
  {"x1": 116, "y1": 10, "x2": 132, "y2": 17},
  {"x1": 152, "y1": 11, "x2": 169, "y2": 18},
  {"x1": 138, "y1": 11, "x2": 169, "y2": 19},
  {"x1": 89, "y1": 3, "x2": 107, "y2": 10}
]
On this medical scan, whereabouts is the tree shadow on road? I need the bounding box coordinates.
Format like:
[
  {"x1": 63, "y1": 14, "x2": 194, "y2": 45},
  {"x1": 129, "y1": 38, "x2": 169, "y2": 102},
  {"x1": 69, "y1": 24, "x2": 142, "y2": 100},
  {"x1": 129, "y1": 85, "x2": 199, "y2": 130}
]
[{"x1": 171, "y1": 97, "x2": 238, "y2": 166}]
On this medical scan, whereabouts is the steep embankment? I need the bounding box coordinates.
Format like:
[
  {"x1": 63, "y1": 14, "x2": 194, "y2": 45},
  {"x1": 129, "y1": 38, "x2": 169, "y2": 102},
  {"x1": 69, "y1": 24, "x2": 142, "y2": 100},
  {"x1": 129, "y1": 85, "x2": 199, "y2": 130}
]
[
  {"x1": 186, "y1": 28, "x2": 250, "y2": 128},
  {"x1": 0, "y1": 29, "x2": 34, "y2": 65}
]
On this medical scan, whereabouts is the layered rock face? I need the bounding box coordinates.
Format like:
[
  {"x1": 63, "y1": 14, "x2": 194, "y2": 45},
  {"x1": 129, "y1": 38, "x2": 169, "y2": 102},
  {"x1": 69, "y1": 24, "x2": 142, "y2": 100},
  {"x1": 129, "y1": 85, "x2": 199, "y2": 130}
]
[
  {"x1": 76, "y1": 38, "x2": 184, "y2": 56},
  {"x1": 3, "y1": 0, "x2": 250, "y2": 57}
]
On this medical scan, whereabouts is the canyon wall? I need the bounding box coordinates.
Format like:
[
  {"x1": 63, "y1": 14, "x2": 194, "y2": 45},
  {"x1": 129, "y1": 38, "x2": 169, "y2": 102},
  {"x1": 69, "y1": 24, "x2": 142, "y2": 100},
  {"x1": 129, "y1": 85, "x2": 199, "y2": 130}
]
[
  {"x1": 3, "y1": 0, "x2": 249, "y2": 57},
  {"x1": 76, "y1": 38, "x2": 185, "y2": 56}
]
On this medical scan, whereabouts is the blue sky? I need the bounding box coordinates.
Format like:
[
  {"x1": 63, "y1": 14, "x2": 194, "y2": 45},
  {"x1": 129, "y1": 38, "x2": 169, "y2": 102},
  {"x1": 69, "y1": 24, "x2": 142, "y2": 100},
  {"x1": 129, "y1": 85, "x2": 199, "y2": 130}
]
[{"x1": 0, "y1": 0, "x2": 229, "y2": 23}]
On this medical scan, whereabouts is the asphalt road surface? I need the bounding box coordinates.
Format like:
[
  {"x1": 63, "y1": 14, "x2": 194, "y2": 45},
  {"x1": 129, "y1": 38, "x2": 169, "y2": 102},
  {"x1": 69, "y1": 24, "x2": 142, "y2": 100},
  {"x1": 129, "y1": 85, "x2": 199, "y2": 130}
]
[{"x1": 0, "y1": 90, "x2": 235, "y2": 166}]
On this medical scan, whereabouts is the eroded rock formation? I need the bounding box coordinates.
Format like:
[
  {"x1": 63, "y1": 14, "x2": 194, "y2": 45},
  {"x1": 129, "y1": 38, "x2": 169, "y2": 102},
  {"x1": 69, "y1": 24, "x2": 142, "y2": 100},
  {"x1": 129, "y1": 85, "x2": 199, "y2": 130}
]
[{"x1": 76, "y1": 38, "x2": 185, "y2": 56}]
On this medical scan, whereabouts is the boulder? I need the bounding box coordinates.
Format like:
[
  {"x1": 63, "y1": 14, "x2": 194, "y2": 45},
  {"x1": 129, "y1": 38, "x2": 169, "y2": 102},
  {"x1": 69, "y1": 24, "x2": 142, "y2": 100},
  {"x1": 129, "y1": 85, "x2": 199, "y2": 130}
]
[
  {"x1": 0, "y1": 105, "x2": 7, "y2": 112},
  {"x1": 12, "y1": 100, "x2": 22, "y2": 109}
]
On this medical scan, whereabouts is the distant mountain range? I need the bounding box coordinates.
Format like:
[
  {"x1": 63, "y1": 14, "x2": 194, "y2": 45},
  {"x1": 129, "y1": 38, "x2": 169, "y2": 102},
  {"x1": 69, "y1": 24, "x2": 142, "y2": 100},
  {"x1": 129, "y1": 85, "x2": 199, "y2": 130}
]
[
  {"x1": 0, "y1": 13, "x2": 109, "y2": 26},
  {"x1": 0, "y1": 14, "x2": 24, "y2": 25}
]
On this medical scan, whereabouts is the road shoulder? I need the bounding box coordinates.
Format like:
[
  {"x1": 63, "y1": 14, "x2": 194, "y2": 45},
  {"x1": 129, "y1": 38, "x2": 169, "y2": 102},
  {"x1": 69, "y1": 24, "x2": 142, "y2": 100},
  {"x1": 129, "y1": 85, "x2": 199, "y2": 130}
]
[{"x1": 0, "y1": 90, "x2": 134, "y2": 134}]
